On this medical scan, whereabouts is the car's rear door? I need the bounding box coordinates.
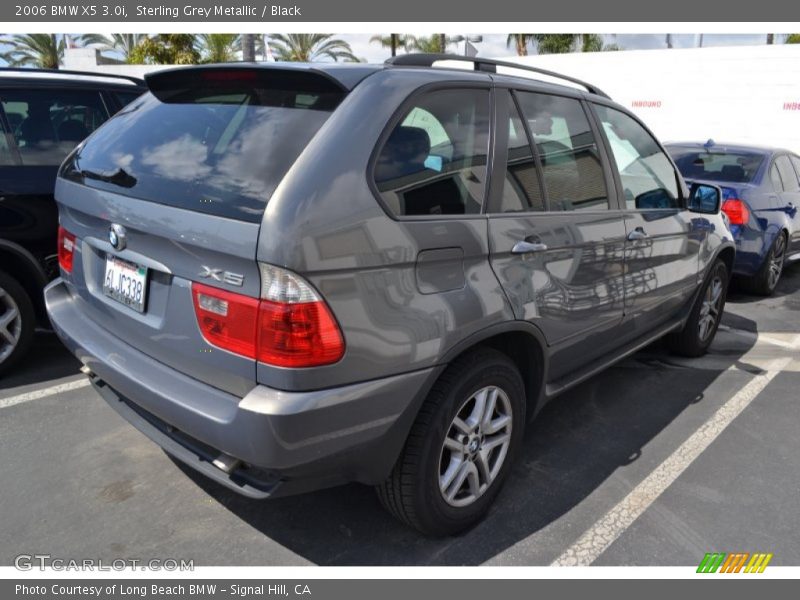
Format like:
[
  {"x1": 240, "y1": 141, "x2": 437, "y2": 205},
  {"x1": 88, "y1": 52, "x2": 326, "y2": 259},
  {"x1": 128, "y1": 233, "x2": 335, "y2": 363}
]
[
  {"x1": 486, "y1": 89, "x2": 627, "y2": 380},
  {"x1": 590, "y1": 101, "x2": 700, "y2": 330}
]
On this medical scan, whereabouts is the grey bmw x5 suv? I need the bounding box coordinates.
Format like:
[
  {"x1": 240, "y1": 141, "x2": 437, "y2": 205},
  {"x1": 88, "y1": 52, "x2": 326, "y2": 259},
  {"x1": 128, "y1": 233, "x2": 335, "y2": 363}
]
[{"x1": 45, "y1": 55, "x2": 734, "y2": 535}]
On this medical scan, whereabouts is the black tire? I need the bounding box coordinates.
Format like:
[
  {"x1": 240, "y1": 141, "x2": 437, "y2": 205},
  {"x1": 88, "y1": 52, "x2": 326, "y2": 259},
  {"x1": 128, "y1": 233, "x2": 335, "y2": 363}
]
[
  {"x1": 667, "y1": 259, "x2": 728, "y2": 358},
  {"x1": 376, "y1": 348, "x2": 526, "y2": 536},
  {"x1": 743, "y1": 232, "x2": 787, "y2": 296},
  {"x1": 0, "y1": 270, "x2": 35, "y2": 376}
]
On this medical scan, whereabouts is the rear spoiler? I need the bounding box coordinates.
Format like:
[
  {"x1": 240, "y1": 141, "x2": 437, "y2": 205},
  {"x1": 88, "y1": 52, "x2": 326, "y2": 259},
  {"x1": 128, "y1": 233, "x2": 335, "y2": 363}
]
[{"x1": 145, "y1": 65, "x2": 348, "y2": 102}]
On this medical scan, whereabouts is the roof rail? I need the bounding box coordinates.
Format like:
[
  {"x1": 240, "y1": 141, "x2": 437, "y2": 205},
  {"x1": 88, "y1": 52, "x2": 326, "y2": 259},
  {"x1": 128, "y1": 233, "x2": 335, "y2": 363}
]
[
  {"x1": 385, "y1": 53, "x2": 610, "y2": 99},
  {"x1": 0, "y1": 66, "x2": 145, "y2": 87}
]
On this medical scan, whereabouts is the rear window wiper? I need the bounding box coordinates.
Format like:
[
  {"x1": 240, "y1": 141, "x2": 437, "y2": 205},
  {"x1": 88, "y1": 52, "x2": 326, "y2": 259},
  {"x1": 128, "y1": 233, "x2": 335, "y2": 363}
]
[{"x1": 78, "y1": 167, "x2": 137, "y2": 188}]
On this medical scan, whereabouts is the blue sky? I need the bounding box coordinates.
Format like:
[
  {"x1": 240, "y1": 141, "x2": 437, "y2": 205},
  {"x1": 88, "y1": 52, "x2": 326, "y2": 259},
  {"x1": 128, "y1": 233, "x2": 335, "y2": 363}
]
[{"x1": 0, "y1": 33, "x2": 782, "y2": 65}]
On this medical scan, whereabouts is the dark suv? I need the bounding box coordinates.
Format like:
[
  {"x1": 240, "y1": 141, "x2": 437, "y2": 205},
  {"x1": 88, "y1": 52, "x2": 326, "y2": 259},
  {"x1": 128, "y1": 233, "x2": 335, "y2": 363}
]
[
  {"x1": 45, "y1": 56, "x2": 734, "y2": 535},
  {"x1": 0, "y1": 68, "x2": 144, "y2": 374}
]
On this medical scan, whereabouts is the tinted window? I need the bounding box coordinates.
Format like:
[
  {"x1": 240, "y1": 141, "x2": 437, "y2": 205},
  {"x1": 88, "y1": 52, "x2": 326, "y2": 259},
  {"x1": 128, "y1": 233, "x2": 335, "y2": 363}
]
[
  {"x1": 595, "y1": 104, "x2": 680, "y2": 210},
  {"x1": 62, "y1": 79, "x2": 344, "y2": 223},
  {"x1": 0, "y1": 128, "x2": 15, "y2": 166},
  {"x1": 498, "y1": 95, "x2": 543, "y2": 212},
  {"x1": 775, "y1": 155, "x2": 800, "y2": 192},
  {"x1": 792, "y1": 156, "x2": 800, "y2": 182},
  {"x1": 770, "y1": 164, "x2": 784, "y2": 191},
  {"x1": 374, "y1": 88, "x2": 490, "y2": 216},
  {"x1": 114, "y1": 91, "x2": 144, "y2": 107},
  {"x1": 516, "y1": 92, "x2": 608, "y2": 211},
  {"x1": 669, "y1": 149, "x2": 764, "y2": 184},
  {"x1": 0, "y1": 88, "x2": 107, "y2": 166}
]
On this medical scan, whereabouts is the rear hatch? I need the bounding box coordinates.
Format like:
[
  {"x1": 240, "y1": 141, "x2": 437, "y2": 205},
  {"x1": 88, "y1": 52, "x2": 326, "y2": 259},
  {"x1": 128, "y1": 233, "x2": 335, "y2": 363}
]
[{"x1": 55, "y1": 66, "x2": 348, "y2": 397}]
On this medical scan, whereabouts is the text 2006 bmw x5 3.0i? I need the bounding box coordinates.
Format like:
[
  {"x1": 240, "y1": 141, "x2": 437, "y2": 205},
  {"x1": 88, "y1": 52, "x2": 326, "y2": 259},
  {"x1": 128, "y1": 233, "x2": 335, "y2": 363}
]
[{"x1": 45, "y1": 55, "x2": 734, "y2": 536}]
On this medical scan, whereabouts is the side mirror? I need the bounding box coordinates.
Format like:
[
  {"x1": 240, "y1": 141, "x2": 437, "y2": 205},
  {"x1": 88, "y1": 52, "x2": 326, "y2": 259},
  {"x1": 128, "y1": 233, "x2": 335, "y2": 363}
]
[{"x1": 688, "y1": 183, "x2": 722, "y2": 214}]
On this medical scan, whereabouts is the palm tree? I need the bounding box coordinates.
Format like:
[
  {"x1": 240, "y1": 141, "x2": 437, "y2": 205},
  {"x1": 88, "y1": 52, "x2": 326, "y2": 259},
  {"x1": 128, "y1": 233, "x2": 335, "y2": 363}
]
[
  {"x1": 409, "y1": 35, "x2": 453, "y2": 54},
  {"x1": 370, "y1": 34, "x2": 414, "y2": 57},
  {"x1": 78, "y1": 33, "x2": 148, "y2": 61},
  {"x1": 531, "y1": 34, "x2": 577, "y2": 54},
  {"x1": 580, "y1": 34, "x2": 604, "y2": 52},
  {"x1": 241, "y1": 34, "x2": 256, "y2": 62},
  {"x1": 197, "y1": 34, "x2": 240, "y2": 63},
  {"x1": 268, "y1": 34, "x2": 358, "y2": 62},
  {"x1": 507, "y1": 34, "x2": 535, "y2": 56},
  {"x1": 0, "y1": 34, "x2": 65, "y2": 69}
]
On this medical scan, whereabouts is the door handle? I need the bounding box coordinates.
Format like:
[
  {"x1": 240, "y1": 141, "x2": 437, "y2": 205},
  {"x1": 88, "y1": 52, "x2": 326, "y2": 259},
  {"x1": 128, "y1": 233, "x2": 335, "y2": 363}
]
[
  {"x1": 511, "y1": 240, "x2": 548, "y2": 254},
  {"x1": 627, "y1": 227, "x2": 648, "y2": 241}
]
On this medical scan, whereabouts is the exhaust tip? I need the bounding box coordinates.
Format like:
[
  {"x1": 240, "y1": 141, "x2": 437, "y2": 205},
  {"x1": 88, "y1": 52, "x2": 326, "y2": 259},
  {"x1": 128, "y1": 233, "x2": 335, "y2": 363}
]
[{"x1": 212, "y1": 453, "x2": 242, "y2": 474}]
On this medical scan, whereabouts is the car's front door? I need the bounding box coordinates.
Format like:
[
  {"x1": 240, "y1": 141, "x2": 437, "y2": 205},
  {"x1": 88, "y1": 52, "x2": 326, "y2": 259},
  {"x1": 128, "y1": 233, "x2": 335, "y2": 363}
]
[
  {"x1": 487, "y1": 90, "x2": 627, "y2": 380},
  {"x1": 774, "y1": 154, "x2": 800, "y2": 253},
  {"x1": 591, "y1": 102, "x2": 701, "y2": 330}
]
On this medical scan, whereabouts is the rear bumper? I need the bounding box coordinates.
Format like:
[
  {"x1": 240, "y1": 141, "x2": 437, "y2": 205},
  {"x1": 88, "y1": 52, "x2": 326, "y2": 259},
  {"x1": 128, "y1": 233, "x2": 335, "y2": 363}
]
[{"x1": 45, "y1": 278, "x2": 436, "y2": 498}]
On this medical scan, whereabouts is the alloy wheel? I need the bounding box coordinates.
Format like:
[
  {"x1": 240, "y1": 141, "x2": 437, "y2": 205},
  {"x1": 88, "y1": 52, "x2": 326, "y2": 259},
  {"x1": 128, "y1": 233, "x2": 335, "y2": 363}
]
[
  {"x1": 438, "y1": 385, "x2": 513, "y2": 508},
  {"x1": 767, "y1": 235, "x2": 786, "y2": 291},
  {"x1": 0, "y1": 285, "x2": 23, "y2": 363},
  {"x1": 698, "y1": 275, "x2": 724, "y2": 342}
]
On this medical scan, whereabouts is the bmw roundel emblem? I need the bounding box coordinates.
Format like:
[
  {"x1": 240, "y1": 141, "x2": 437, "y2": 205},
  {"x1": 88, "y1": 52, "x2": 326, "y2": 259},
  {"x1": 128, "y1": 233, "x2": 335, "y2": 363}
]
[{"x1": 109, "y1": 223, "x2": 127, "y2": 251}]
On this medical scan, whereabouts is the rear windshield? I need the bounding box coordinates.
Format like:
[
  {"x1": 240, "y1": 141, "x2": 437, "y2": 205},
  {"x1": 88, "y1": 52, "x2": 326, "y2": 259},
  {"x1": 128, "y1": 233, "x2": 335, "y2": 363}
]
[
  {"x1": 61, "y1": 73, "x2": 345, "y2": 222},
  {"x1": 668, "y1": 149, "x2": 765, "y2": 184}
]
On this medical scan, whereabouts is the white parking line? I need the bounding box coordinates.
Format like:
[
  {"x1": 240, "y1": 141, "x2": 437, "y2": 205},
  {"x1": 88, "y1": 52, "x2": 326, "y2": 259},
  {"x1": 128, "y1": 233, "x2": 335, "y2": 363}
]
[
  {"x1": 718, "y1": 325, "x2": 800, "y2": 350},
  {"x1": 0, "y1": 378, "x2": 90, "y2": 410},
  {"x1": 552, "y1": 354, "x2": 792, "y2": 566}
]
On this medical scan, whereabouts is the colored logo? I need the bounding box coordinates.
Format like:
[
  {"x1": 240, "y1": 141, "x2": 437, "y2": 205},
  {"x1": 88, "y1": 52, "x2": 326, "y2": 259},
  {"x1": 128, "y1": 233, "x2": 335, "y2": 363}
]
[{"x1": 697, "y1": 552, "x2": 773, "y2": 573}]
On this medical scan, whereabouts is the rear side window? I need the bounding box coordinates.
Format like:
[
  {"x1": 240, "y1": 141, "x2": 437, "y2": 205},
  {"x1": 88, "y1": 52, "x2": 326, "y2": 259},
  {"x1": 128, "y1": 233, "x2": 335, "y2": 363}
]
[
  {"x1": 0, "y1": 88, "x2": 108, "y2": 166},
  {"x1": 374, "y1": 88, "x2": 490, "y2": 216},
  {"x1": 775, "y1": 155, "x2": 800, "y2": 192},
  {"x1": 770, "y1": 164, "x2": 784, "y2": 191},
  {"x1": 594, "y1": 104, "x2": 680, "y2": 210},
  {"x1": 0, "y1": 123, "x2": 15, "y2": 166},
  {"x1": 498, "y1": 94, "x2": 544, "y2": 212},
  {"x1": 515, "y1": 92, "x2": 608, "y2": 212},
  {"x1": 61, "y1": 70, "x2": 345, "y2": 223},
  {"x1": 792, "y1": 156, "x2": 800, "y2": 182}
]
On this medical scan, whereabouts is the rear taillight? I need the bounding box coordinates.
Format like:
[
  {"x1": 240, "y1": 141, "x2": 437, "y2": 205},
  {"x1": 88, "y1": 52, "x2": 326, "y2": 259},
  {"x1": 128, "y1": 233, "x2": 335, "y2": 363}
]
[
  {"x1": 192, "y1": 283, "x2": 259, "y2": 359},
  {"x1": 721, "y1": 199, "x2": 750, "y2": 225},
  {"x1": 191, "y1": 264, "x2": 345, "y2": 368},
  {"x1": 57, "y1": 226, "x2": 76, "y2": 273}
]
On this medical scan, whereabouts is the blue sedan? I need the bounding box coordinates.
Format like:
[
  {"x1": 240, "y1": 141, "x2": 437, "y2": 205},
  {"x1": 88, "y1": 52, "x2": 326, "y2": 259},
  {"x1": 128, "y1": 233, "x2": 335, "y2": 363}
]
[{"x1": 667, "y1": 141, "x2": 800, "y2": 295}]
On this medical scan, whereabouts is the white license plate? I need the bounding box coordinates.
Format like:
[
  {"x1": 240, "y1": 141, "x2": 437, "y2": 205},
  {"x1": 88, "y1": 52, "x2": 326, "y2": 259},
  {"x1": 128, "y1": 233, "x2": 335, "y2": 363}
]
[{"x1": 102, "y1": 256, "x2": 148, "y2": 313}]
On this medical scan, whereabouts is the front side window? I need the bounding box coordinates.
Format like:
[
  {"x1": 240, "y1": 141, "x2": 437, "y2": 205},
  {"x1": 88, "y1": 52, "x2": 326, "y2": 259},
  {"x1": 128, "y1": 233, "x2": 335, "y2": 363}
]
[
  {"x1": 594, "y1": 104, "x2": 680, "y2": 210},
  {"x1": 775, "y1": 155, "x2": 800, "y2": 192},
  {"x1": 0, "y1": 88, "x2": 108, "y2": 166},
  {"x1": 374, "y1": 88, "x2": 490, "y2": 216},
  {"x1": 515, "y1": 91, "x2": 608, "y2": 212}
]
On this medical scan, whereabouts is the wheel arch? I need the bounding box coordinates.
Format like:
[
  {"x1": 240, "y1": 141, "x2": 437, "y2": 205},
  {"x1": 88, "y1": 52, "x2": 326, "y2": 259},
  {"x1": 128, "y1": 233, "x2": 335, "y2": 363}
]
[
  {"x1": 440, "y1": 322, "x2": 549, "y2": 421},
  {"x1": 0, "y1": 241, "x2": 49, "y2": 324}
]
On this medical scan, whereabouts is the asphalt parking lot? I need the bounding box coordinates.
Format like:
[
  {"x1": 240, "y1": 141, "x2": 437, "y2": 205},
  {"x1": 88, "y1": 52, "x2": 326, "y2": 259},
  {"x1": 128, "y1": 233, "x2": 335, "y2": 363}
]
[{"x1": 2, "y1": 263, "x2": 799, "y2": 567}]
